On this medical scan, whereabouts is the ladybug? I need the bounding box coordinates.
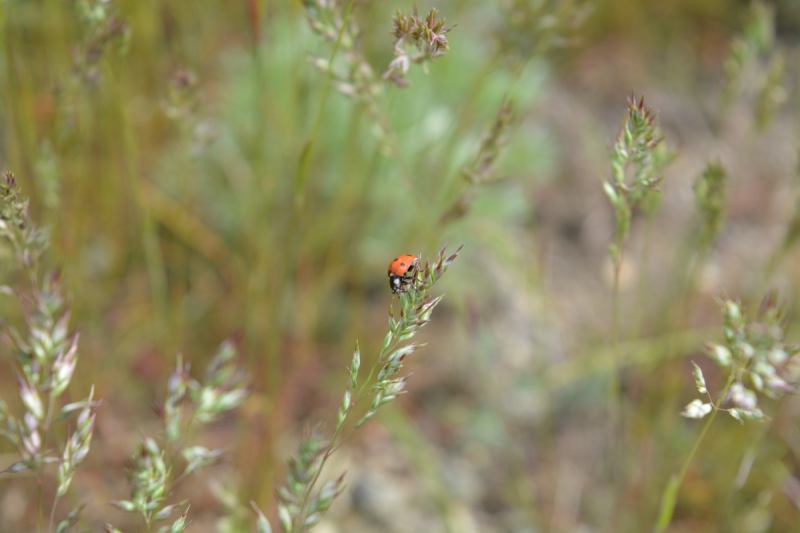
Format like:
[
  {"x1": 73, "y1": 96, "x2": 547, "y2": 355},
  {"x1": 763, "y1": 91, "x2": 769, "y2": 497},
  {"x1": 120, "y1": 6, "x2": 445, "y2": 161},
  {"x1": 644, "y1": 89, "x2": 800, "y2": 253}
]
[{"x1": 388, "y1": 255, "x2": 419, "y2": 294}]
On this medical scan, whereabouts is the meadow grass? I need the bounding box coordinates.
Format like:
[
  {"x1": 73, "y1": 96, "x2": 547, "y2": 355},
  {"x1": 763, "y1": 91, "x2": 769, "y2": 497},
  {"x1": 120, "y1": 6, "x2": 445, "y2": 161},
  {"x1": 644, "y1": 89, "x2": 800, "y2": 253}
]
[{"x1": 1, "y1": 0, "x2": 800, "y2": 532}]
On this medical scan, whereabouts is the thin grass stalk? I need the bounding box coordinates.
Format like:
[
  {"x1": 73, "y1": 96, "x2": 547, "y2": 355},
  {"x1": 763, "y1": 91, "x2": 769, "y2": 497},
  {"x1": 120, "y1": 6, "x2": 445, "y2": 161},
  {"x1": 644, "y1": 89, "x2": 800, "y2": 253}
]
[
  {"x1": 634, "y1": 214, "x2": 656, "y2": 337},
  {"x1": 111, "y1": 65, "x2": 170, "y2": 337},
  {"x1": 608, "y1": 234, "x2": 623, "y2": 483},
  {"x1": 716, "y1": 420, "x2": 771, "y2": 528},
  {"x1": 289, "y1": 422, "x2": 347, "y2": 533},
  {"x1": 265, "y1": 0, "x2": 356, "y2": 395},
  {"x1": 38, "y1": 471, "x2": 44, "y2": 532},
  {"x1": 379, "y1": 404, "x2": 460, "y2": 533},
  {"x1": 45, "y1": 392, "x2": 58, "y2": 533},
  {"x1": 286, "y1": 300, "x2": 398, "y2": 533},
  {"x1": 377, "y1": 89, "x2": 429, "y2": 227},
  {"x1": 602, "y1": 96, "x2": 670, "y2": 523},
  {"x1": 676, "y1": 159, "x2": 726, "y2": 323},
  {"x1": 294, "y1": 0, "x2": 356, "y2": 209},
  {"x1": 49, "y1": 500, "x2": 57, "y2": 533},
  {"x1": 289, "y1": 301, "x2": 404, "y2": 532},
  {"x1": 606, "y1": 240, "x2": 625, "y2": 533},
  {"x1": 654, "y1": 371, "x2": 735, "y2": 532}
]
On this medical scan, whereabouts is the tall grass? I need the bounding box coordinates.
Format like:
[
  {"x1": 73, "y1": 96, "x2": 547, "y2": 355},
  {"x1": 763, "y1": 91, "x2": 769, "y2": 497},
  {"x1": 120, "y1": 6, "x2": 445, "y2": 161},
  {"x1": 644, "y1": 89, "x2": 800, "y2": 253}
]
[{"x1": 1, "y1": 0, "x2": 800, "y2": 532}]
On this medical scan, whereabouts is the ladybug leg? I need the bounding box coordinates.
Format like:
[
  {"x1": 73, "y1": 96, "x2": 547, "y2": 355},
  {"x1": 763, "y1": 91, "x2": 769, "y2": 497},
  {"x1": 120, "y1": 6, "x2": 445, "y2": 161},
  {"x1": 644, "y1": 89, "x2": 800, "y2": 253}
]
[{"x1": 399, "y1": 273, "x2": 417, "y2": 292}]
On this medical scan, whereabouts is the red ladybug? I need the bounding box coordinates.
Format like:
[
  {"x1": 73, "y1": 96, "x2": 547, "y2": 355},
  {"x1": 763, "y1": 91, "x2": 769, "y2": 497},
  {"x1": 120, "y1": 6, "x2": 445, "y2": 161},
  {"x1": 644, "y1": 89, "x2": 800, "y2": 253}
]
[{"x1": 388, "y1": 255, "x2": 418, "y2": 294}]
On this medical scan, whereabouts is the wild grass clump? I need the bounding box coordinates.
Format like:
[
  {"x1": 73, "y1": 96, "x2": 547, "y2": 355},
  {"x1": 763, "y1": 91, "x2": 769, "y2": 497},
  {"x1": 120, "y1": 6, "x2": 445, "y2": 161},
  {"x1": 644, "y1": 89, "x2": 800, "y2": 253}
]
[
  {"x1": 0, "y1": 170, "x2": 463, "y2": 532},
  {"x1": 0, "y1": 172, "x2": 252, "y2": 533}
]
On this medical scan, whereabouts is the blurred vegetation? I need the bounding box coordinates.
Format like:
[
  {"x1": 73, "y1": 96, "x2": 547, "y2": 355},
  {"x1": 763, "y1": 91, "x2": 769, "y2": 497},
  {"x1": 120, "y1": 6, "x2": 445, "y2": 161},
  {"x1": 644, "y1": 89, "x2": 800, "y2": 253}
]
[{"x1": 1, "y1": 0, "x2": 800, "y2": 532}]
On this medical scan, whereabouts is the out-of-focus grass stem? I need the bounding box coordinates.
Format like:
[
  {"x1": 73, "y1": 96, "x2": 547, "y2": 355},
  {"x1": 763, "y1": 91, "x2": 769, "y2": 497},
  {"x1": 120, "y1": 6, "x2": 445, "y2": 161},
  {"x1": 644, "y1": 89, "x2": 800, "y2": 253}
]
[
  {"x1": 654, "y1": 370, "x2": 735, "y2": 532},
  {"x1": 266, "y1": 0, "x2": 356, "y2": 392},
  {"x1": 290, "y1": 418, "x2": 347, "y2": 533},
  {"x1": 608, "y1": 234, "x2": 624, "y2": 516},
  {"x1": 294, "y1": 0, "x2": 355, "y2": 210},
  {"x1": 634, "y1": 214, "x2": 656, "y2": 336},
  {"x1": 381, "y1": 404, "x2": 461, "y2": 533},
  {"x1": 110, "y1": 65, "x2": 170, "y2": 338}
]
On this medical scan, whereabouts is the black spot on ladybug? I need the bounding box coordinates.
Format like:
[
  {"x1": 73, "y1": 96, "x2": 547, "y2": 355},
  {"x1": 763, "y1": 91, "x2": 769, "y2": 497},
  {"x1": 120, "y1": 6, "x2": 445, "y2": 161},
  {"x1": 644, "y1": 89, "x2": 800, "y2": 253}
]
[{"x1": 400, "y1": 263, "x2": 406, "y2": 267}]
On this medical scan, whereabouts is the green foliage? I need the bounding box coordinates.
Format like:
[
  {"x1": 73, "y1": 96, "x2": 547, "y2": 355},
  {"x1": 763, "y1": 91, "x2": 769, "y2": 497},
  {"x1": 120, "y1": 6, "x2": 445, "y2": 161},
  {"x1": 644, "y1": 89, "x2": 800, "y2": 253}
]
[{"x1": 2, "y1": 0, "x2": 800, "y2": 532}]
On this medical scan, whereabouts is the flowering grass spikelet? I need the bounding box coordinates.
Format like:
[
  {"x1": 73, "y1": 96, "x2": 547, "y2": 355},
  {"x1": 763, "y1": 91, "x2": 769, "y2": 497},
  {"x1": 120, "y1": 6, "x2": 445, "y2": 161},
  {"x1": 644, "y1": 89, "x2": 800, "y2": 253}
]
[
  {"x1": 106, "y1": 338, "x2": 250, "y2": 532},
  {"x1": 0, "y1": 172, "x2": 98, "y2": 530},
  {"x1": 384, "y1": 8, "x2": 454, "y2": 87}
]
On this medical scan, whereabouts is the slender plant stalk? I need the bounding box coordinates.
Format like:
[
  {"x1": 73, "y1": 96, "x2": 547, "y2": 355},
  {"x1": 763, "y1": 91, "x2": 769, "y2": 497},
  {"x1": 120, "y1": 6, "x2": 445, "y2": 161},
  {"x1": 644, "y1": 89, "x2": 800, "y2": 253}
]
[
  {"x1": 289, "y1": 304, "x2": 412, "y2": 533},
  {"x1": 37, "y1": 473, "x2": 44, "y2": 533},
  {"x1": 610, "y1": 241, "x2": 623, "y2": 394},
  {"x1": 48, "y1": 495, "x2": 58, "y2": 533},
  {"x1": 113, "y1": 66, "x2": 170, "y2": 336},
  {"x1": 602, "y1": 95, "x2": 671, "y2": 528},
  {"x1": 45, "y1": 392, "x2": 58, "y2": 533},
  {"x1": 654, "y1": 371, "x2": 735, "y2": 532},
  {"x1": 38, "y1": 303, "x2": 62, "y2": 533},
  {"x1": 294, "y1": 0, "x2": 356, "y2": 208},
  {"x1": 608, "y1": 236, "x2": 623, "y2": 471},
  {"x1": 266, "y1": 0, "x2": 356, "y2": 392},
  {"x1": 634, "y1": 214, "x2": 656, "y2": 336},
  {"x1": 290, "y1": 422, "x2": 346, "y2": 533}
]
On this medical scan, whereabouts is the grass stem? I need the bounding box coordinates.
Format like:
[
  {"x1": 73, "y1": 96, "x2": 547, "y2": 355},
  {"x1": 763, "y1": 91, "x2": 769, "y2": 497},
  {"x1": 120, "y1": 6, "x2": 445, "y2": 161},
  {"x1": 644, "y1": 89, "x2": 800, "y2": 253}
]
[{"x1": 654, "y1": 370, "x2": 736, "y2": 532}]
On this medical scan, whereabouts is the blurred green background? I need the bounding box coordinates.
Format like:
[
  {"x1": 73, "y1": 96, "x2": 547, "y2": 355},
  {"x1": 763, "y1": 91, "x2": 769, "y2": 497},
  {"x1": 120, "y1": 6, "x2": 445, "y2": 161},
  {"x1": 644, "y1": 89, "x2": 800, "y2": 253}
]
[{"x1": 2, "y1": 0, "x2": 800, "y2": 531}]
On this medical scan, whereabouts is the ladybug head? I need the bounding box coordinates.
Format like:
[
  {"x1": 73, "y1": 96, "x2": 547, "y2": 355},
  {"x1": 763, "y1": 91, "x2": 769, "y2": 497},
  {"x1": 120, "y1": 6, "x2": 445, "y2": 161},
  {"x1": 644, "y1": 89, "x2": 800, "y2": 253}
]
[{"x1": 389, "y1": 274, "x2": 403, "y2": 293}]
